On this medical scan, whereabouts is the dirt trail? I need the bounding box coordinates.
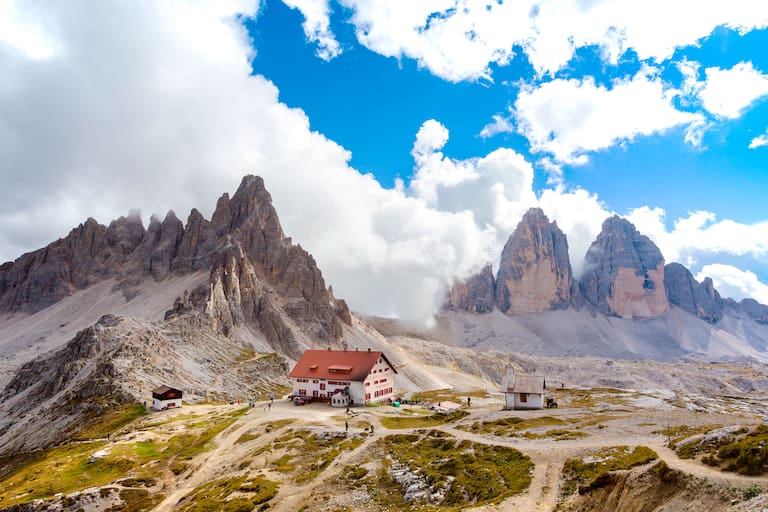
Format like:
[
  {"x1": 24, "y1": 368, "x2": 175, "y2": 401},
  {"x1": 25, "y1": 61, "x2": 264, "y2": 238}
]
[{"x1": 148, "y1": 401, "x2": 768, "y2": 512}]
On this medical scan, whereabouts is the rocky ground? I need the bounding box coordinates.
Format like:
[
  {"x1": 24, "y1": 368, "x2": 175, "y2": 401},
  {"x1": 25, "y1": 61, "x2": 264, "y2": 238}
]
[{"x1": 2, "y1": 384, "x2": 768, "y2": 512}]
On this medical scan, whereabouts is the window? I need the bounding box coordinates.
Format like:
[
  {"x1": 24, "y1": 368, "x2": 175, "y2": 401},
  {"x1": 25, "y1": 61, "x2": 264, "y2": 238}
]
[
  {"x1": 312, "y1": 390, "x2": 318, "y2": 397},
  {"x1": 320, "y1": 383, "x2": 326, "y2": 390},
  {"x1": 299, "y1": 389, "x2": 306, "y2": 396},
  {"x1": 312, "y1": 380, "x2": 318, "y2": 384},
  {"x1": 366, "y1": 393, "x2": 370, "y2": 400},
  {"x1": 520, "y1": 393, "x2": 527, "y2": 403}
]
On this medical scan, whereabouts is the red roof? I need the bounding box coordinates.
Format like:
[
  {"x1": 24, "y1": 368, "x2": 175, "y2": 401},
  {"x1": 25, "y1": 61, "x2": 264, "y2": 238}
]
[{"x1": 289, "y1": 349, "x2": 397, "y2": 381}]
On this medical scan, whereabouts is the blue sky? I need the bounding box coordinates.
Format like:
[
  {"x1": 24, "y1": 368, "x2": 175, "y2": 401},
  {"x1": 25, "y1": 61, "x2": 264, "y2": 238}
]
[
  {"x1": 1, "y1": 0, "x2": 767, "y2": 319},
  {"x1": 252, "y1": 1, "x2": 767, "y2": 224}
]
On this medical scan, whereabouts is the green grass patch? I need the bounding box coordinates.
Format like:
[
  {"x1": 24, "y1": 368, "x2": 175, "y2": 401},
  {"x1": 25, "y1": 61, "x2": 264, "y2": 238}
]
[
  {"x1": 675, "y1": 425, "x2": 768, "y2": 475},
  {"x1": 119, "y1": 476, "x2": 157, "y2": 488},
  {"x1": 368, "y1": 430, "x2": 533, "y2": 509},
  {"x1": 137, "y1": 413, "x2": 205, "y2": 430},
  {"x1": 459, "y1": 415, "x2": 565, "y2": 436},
  {"x1": 522, "y1": 429, "x2": 588, "y2": 440},
  {"x1": 0, "y1": 442, "x2": 134, "y2": 507},
  {"x1": 411, "y1": 389, "x2": 489, "y2": 403},
  {"x1": 114, "y1": 488, "x2": 164, "y2": 511},
  {"x1": 561, "y1": 446, "x2": 658, "y2": 497},
  {"x1": 653, "y1": 424, "x2": 724, "y2": 447},
  {"x1": 177, "y1": 475, "x2": 278, "y2": 512},
  {"x1": 72, "y1": 403, "x2": 147, "y2": 440},
  {"x1": 570, "y1": 414, "x2": 623, "y2": 428},
  {"x1": 379, "y1": 410, "x2": 469, "y2": 429}
]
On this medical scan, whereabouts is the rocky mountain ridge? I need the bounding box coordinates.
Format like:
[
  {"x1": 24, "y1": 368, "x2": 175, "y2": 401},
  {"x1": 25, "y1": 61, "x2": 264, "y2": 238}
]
[
  {"x1": 0, "y1": 313, "x2": 291, "y2": 457},
  {"x1": 0, "y1": 175, "x2": 351, "y2": 358},
  {"x1": 448, "y1": 208, "x2": 768, "y2": 327}
]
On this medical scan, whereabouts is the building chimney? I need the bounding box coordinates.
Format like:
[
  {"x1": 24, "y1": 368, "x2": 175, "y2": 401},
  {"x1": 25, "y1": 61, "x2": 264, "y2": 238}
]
[{"x1": 367, "y1": 348, "x2": 371, "y2": 352}]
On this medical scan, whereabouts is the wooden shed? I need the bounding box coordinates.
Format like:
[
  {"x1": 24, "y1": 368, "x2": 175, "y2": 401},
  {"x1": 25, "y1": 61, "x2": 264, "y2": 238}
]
[{"x1": 152, "y1": 385, "x2": 183, "y2": 410}]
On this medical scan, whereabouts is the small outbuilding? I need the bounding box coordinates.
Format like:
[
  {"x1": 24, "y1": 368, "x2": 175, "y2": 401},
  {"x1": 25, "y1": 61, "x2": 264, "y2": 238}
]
[
  {"x1": 152, "y1": 385, "x2": 183, "y2": 410},
  {"x1": 502, "y1": 368, "x2": 545, "y2": 410}
]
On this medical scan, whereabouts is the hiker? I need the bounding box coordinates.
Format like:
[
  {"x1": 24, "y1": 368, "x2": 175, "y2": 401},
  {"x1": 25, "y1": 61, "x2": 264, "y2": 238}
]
[
  {"x1": 268, "y1": 402, "x2": 271, "y2": 410},
  {"x1": 467, "y1": 397, "x2": 471, "y2": 407},
  {"x1": 370, "y1": 424, "x2": 374, "y2": 434},
  {"x1": 345, "y1": 421, "x2": 349, "y2": 432}
]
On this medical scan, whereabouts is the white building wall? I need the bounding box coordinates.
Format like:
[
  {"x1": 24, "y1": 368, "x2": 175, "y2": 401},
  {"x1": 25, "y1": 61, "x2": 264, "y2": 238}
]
[
  {"x1": 362, "y1": 357, "x2": 395, "y2": 404},
  {"x1": 292, "y1": 377, "x2": 353, "y2": 401},
  {"x1": 513, "y1": 393, "x2": 543, "y2": 410},
  {"x1": 348, "y1": 381, "x2": 365, "y2": 405},
  {"x1": 153, "y1": 398, "x2": 181, "y2": 410}
]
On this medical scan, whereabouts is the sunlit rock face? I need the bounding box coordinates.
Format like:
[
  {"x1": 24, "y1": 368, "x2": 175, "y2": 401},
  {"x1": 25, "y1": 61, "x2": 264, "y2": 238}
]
[
  {"x1": 495, "y1": 208, "x2": 573, "y2": 315},
  {"x1": 580, "y1": 216, "x2": 668, "y2": 319}
]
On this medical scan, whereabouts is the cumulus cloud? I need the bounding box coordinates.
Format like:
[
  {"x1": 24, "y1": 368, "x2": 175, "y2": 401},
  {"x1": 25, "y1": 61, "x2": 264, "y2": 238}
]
[
  {"x1": 479, "y1": 114, "x2": 515, "y2": 139},
  {"x1": 626, "y1": 207, "x2": 768, "y2": 269},
  {"x1": 407, "y1": 120, "x2": 610, "y2": 278},
  {"x1": 513, "y1": 69, "x2": 702, "y2": 164},
  {"x1": 337, "y1": 0, "x2": 768, "y2": 80},
  {"x1": 281, "y1": 0, "x2": 341, "y2": 60},
  {"x1": 0, "y1": 0, "x2": 495, "y2": 324},
  {"x1": 696, "y1": 264, "x2": 768, "y2": 304},
  {"x1": 2, "y1": 0, "x2": 766, "y2": 325},
  {"x1": 698, "y1": 62, "x2": 768, "y2": 118},
  {"x1": 749, "y1": 129, "x2": 768, "y2": 149}
]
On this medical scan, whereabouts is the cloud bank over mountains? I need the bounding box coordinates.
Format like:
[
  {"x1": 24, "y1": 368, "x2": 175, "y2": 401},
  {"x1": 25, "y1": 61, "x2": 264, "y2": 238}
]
[{"x1": 1, "y1": 0, "x2": 766, "y2": 322}]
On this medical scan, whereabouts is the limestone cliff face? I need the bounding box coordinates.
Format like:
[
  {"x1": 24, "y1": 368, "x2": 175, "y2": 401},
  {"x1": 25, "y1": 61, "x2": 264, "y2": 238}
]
[
  {"x1": 0, "y1": 175, "x2": 351, "y2": 353},
  {"x1": 579, "y1": 216, "x2": 668, "y2": 318},
  {"x1": 0, "y1": 218, "x2": 131, "y2": 312},
  {"x1": 201, "y1": 176, "x2": 349, "y2": 357},
  {"x1": 495, "y1": 208, "x2": 572, "y2": 315},
  {"x1": 735, "y1": 298, "x2": 768, "y2": 325},
  {"x1": 665, "y1": 263, "x2": 723, "y2": 324},
  {"x1": 445, "y1": 264, "x2": 495, "y2": 313}
]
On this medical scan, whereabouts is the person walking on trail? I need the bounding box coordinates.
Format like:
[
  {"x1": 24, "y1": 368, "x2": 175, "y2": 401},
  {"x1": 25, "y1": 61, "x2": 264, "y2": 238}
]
[
  {"x1": 370, "y1": 424, "x2": 374, "y2": 434},
  {"x1": 467, "y1": 397, "x2": 471, "y2": 407},
  {"x1": 345, "y1": 421, "x2": 349, "y2": 433}
]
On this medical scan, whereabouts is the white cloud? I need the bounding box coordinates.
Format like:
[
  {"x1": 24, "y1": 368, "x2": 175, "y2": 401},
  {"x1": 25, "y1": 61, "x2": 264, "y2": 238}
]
[
  {"x1": 538, "y1": 187, "x2": 611, "y2": 277},
  {"x1": 3, "y1": 0, "x2": 765, "y2": 325},
  {"x1": 409, "y1": 119, "x2": 538, "y2": 233},
  {"x1": 479, "y1": 114, "x2": 515, "y2": 139},
  {"x1": 0, "y1": 0, "x2": 496, "y2": 324},
  {"x1": 337, "y1": 0, "x2": 768, "y2": 80},
  {"x1": 626, "y1": 207, "x2": 768, "y2": 268},
  {"x1": 749, "y1": 130, "x2": 768, "y2": 149},
  {"x1": 407, "y1": 120, "x2": 611, "y2": 278},
  {"x1": 513, "y1": 69, "x2": 702, "y2": 163},
  {"x1": 281, "y1": 0, "x2": 341, "y2": 60},
  {"x1": 698, "y1": 62, "x2": 768, "y2": 118},
  {"x1": 696, "y1": 264, "x2": 768, "y2": 304}
]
